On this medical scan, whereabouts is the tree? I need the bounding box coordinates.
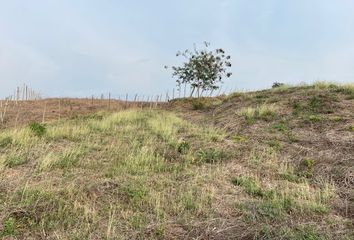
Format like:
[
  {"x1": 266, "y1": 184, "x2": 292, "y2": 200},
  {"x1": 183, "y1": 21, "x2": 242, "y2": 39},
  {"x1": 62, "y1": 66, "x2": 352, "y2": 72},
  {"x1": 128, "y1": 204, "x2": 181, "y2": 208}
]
[{"x1": 166, "y1": 42, "x2": 232, "y2": 97}]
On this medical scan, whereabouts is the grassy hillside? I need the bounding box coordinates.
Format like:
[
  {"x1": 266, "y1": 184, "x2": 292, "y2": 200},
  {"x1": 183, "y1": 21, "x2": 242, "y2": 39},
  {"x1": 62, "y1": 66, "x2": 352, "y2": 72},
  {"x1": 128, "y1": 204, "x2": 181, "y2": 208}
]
[{"x1": 0, "y1": 83, "x2": 353, "y2": 239}]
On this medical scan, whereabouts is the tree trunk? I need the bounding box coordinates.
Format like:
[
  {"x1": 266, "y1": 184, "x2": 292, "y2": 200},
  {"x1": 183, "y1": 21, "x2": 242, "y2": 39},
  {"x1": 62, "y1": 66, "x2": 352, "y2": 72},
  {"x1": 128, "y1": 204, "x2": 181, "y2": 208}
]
[{"x1": 190, "y1": 87, "x2": 196, "y2": 98}]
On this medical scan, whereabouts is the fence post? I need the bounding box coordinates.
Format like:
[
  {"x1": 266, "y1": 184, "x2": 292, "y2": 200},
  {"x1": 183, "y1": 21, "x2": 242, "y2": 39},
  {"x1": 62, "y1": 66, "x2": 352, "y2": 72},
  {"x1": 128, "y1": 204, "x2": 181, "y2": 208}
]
[
  {"x1": 125, "y1": 94, "x2": 128, "y2": 109},
  {"x1": 42, "y1": 102, "x2": 47, "y2": 123},
  {"x1": 59, "y1": 99, "x2": 61, "y2": 120}
]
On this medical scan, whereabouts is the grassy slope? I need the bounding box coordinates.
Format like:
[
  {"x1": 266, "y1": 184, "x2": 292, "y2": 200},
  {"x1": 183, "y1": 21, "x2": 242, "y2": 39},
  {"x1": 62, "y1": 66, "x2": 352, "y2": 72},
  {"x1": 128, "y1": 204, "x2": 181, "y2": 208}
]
[{"x1": 0, "y1": 83, "x2": 353, "y2": 239}]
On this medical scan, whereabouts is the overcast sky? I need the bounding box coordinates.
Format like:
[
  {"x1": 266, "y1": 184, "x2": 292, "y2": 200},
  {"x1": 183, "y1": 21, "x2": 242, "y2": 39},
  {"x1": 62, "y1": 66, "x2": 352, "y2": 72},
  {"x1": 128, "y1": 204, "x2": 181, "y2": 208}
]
[{"x1": 0, "y1": 0, "x2": 354, "y2": 98}]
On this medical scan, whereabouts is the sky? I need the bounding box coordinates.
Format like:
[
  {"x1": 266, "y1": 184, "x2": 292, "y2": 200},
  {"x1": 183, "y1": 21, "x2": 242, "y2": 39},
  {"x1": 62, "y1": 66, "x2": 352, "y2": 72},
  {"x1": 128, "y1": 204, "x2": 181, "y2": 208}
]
[{"x1": 0, "y1": 0, "x2": 354, "y2": 98}]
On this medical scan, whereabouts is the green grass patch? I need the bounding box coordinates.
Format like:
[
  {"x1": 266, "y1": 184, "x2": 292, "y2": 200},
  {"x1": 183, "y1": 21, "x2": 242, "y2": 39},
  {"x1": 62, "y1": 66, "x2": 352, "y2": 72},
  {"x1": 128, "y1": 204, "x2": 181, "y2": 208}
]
[
  {"x1": 232, "y1": 134, "x2": 247, "y2": 143},
  {"x1": 267, "y1": 139, "x2": 283, "y2": 151},
  {"x1": 1, "y1": 217, "x2": 16, "y2": 237},
  {"x1": 196, "y1": 148, "x2": 228, "y2": 164},
  {"x1": 240, "y1": 104, "x2": 278, "y2": 123},
  {"x1": 232, "y1": 176, "x2": 274, "y2": 198},
  {"x1": 5, "y1": 152, "x2": 28, "y2": 168},
  {"x1": 28, "y1": 122, "x2": 46, "y2": 137},
  {"x1": 0, "y1": 136, "x2": 12, "y2": 148}
]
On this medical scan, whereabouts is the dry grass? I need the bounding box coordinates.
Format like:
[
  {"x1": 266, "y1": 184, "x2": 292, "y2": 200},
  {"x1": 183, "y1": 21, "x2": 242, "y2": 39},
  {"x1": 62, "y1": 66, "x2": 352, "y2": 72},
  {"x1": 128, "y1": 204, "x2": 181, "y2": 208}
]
[
  {"x1": 239, "y1": 104, "x2": 278, "y2": 123},
  {"x1": 0, "y1": 83, "x2": 353, "y2": 239}
]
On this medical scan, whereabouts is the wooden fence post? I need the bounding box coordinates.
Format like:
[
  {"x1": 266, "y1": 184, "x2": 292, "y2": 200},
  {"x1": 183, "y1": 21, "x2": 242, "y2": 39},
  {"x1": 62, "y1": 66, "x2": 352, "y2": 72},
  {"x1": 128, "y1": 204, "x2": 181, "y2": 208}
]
[
  {"x1": 125, "y1": 94, "x2": 128, "y2": 109},
  {"x1": 42, "y1": 102, "x2": 47, "y2": 123},
  {"x1": 59, "y1": 99, "x2": 61, "y2": 120}
]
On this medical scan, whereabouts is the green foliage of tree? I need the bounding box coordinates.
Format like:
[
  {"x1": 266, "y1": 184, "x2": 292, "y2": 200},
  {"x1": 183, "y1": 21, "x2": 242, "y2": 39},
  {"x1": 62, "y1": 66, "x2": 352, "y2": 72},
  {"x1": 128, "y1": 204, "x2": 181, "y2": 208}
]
[{"x1": 167, "y1": 42, "x2": 232, "y2": 97}]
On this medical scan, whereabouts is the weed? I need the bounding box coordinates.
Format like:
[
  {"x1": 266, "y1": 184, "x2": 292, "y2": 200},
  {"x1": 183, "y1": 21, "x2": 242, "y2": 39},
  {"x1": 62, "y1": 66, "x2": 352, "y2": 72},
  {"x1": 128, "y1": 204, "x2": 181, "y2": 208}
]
[
  {"x1": 181, "y1": 194, "x2": 198, "y2": 212},
  {"x1": 272, "y1": 123, "x2": 288, "y2": 132},
  {"x1": 232, "y1": 134, "x2": 247, "y2": 143},
  {"x1": 55, "y1": 148, "x2": 83, "y2": 169},
  {"x1": 330, "y1": 116, "x2": 342, "y2": 122},
  {"x1": 0, "y1": 136, "x2": 12, "y2": 148},
  {"x1": 305, "y1": 115, "x2": 322, "y2": 123},
  {"x1": 292, "y1": 94, "x2": 334, "y2": 116},
  {"x1": 29, "y1": 122, "x2": 46, "y2": 137},
  {"x1": 299, "y1": 158, "x2": 316, "y2": 178},
  {"x1": 332, "y1": 83, "x2": 354, "y2": 99},
  {"x1": 154, "y1": 224, "x2": 165, "y2": 239},
  {"x1": 240, "y1": 104, "x2": 277, "y2": 123},
  {"x1": 302, "y1": 158, "x2": 315, "y2": 168},
  {"x1": 122, "y1": 183, "x2": 148, "y2": 205},
  {"x1": 292, "y1": 102, "x2": 304, "y2": 116},
  {"x1": 130, "y1": 214, "x2": 148, "y2": 230},
  {"x1": 314, "y1": 81, "x2": 338, "y2": 90},
  {"x1": 231, "y1": 176, "x2": 274, "y2": 198},
  {"x1": 224, "y1": 92, "x2": 245, "y2": 102},
  {"x1": 308, "y1": 96, "x2": 323, "y2": 113},
  {"x1": 176, "y1": 140, "x2": 190, "y2": 154},
  {"x1": 288, "y1": 226, "x2": 327, "y2": 240},
  {"x1": 267, "y1": 139, "x2": 283, "y2": 151},
  {"x1": 196, "y1": 148, "x2": 227, "y2": 164},
  {"x1": 256, "y1": 224, "x2": 328, "y2": 239},
  {"x1": 5, "y1": 153, "x2": 28, "y2": 168},
  {"x1": 1, "y1": 217, "x2": 16, "y2": 236},
  {"x1": 191, "y1": 100, "x2": 206, "y2": 110},
  {"x1": 279, "y1": 172, "x2": 302, "y2": 183}
]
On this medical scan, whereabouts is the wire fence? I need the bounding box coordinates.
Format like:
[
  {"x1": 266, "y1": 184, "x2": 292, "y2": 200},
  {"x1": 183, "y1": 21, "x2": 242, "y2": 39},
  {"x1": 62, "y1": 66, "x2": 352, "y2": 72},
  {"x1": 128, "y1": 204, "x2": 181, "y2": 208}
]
[{"x1": 0, "y1": 84, "x2": 237, "y2": 128}]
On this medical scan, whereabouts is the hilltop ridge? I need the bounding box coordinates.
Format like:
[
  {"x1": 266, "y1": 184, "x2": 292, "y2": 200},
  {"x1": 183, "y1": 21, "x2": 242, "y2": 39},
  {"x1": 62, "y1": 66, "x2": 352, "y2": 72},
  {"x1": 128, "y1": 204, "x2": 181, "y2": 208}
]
[{"x1": 0, "y1": 82, "x2": 353, "y2": 239}]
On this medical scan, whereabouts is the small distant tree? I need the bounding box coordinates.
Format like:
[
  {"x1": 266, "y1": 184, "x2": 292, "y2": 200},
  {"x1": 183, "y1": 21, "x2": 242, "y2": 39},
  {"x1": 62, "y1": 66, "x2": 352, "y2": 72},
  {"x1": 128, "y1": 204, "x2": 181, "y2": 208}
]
[
  {"x1": 166, "y1": 42, "x2": 232, "y2": 97},
  {"x1": 272, "y1": 82, "x2": 285, "y2": 88}
]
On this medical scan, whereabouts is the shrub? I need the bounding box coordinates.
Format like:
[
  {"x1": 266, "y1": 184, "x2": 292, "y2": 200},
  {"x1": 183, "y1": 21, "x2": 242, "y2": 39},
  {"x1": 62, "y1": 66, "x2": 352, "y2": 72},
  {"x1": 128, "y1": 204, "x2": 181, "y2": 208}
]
[
  {"x1": 272, "y1": 82, "x2": 285, "y2": 88},
  {"x1": 29, "y1": 122, "x2": 46, "y2": 137}
]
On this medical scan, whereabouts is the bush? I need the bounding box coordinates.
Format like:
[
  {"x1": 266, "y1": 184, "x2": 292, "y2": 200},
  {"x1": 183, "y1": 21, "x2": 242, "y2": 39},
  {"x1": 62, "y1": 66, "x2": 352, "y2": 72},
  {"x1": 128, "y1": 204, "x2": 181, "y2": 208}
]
[
  {"x1": 29, "y1": 122, "x2": 46, "y2": 137},
  {"x1": 272, "y1": 82, "x2": 285, "y2": 88}
]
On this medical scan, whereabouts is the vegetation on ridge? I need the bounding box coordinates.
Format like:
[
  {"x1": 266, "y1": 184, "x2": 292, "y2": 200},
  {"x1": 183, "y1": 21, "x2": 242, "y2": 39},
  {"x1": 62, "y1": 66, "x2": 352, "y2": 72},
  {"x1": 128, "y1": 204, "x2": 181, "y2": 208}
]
[{"x1": 0, "y1": 82, "x2": 353, "y2": 239}]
